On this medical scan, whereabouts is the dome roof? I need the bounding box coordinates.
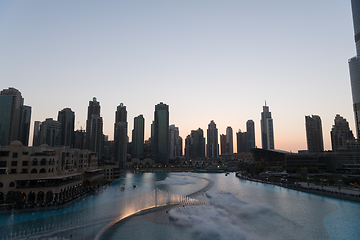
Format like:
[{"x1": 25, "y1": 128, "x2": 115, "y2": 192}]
[{"x1": 10, "y1": 140, "x2": 22, "y2": 146}]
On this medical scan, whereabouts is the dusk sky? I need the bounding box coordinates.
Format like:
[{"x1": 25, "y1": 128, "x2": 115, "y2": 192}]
[{"x1": 0, "y1": 0, "x2": 356, "y2": 152}]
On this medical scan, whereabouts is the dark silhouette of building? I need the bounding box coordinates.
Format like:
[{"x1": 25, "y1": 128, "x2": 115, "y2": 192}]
[
  {"x1": 114, "y1": 103, "x2": 127, "y2": 167},
  {"x1": 331, "y1": 114, "x2": 355, "y2": 151},
  {"x1": 153, "y1": 102, "x2": 169, "y2": 165},
  {"x1": 206, "y1": 120, "x2": 219, "y2": 158},
  {"x1": 349, "y1": 0, "x2": 360, "y2": 138},
  {"x1": 220, "y1": 134, "x2": 227, "y2": 155},
  {"x1": 132, "y1": 115, "x2": 144, "y2": 159},
  {"x1": 261, "y1": 103, "x2": 274, "y2": 150},
  {"x1": 236, "y1": 130, "x2": 247, "y2": 153},
  {"x1": 305, "y1": 115, "x2": 324, "y2": 153},
  {"x1": 169, "y1": 124, "x2": 182, "y2": 159},
  {"x1": 246, "y1": 119, "x2": 255, "y2": 151},
  {"x1": 58, "y1": 108, "x2": 75, "y2": 147},
  {"x1": 39, "y1": 118, "x2": 61, "y2": 147},
  {"x1": 0, "y1": 87, "x2": 31, "y2": 146}
]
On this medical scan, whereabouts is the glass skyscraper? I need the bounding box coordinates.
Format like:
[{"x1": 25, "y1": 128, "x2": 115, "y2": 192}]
[
  {"x1": 349, "y1": 0, "x2": 360, "y2": 138},
  {"x1": 114, "y1": 103, "x2": 127, "y2": 167},
  {"x1": 261, "y1": 103, "x2": 274, "y2": 150},
  {"x1": 153, "y1": 102, "x2": 169, "y2": 164}
]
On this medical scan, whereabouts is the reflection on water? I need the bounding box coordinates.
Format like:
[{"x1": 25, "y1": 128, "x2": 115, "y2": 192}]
[{"x1": 1, "y1": 172, "x2": 360, "y2": 239}]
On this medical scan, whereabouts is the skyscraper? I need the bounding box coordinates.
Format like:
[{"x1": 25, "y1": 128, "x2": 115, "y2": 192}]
[
  {"x1": 330, "y1": 114, "x2": 355, "y2": 151},
  {"x1": 220, "y1": 134, "x2": 227, "y2": 155},
  {"x1": 246, "y1": 120, "x2": 255, "y2": 151},
  {"x1": 114, "y1": 103, "x2": 127, "y2": 167},
  {"x1": 261, "y1": 103, "x2": 274, "y2": 150},
  {"x1": 185, "y1": 128, "x2": 205, "y2": 159},
  {"x1": 132, "y1": 114, "x2": 144, "y2": 159},
  {"x1": 305, "y1": 115, "x2": 324, "y2": 153},
  {"x1": 236, "y1": 130, "x2": 247, "y2": 153},
  {"x1": 39, "y1": 118, "x2": 61, "y2": 147},
  {"x1": 349, "y1": 0, "x2": 360, "y2": 138},
  {"x1": 19, "y1": 105, "x2": 31, "y2": 146},
  {"x1": 226, "y1": 126, "x2": 233, "y2": 155},
  {"x1": 58, "y1": 108, "x2": 75, "y2": 147},
  {"x1": 169, "y1": 124, "x2": 182, "y2": 159},
  {"x1": 85, "y1": 97, "x2": 103, "y2": 155},
  {"x1": 32, "y1": 121, "x2": 41, "y2": 146},
  {"x1": 0, "y1": 87, "x2": 31, "y2": 146},
  {"x1": 206, "y1": 120, "x2": 219, "y2": 158},
  {"x1": 153, "y1": 102, "x2": 169, "y2": 164}
]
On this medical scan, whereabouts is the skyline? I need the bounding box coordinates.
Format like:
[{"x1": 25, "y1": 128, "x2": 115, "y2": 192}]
[{"x1": 0, "y1": 1, "x2": 356, "y2": 152}]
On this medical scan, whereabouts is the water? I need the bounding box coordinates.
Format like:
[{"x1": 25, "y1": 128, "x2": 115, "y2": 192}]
[{"x1": 1, "y1": 172, "x2": 360, "y2": 239}]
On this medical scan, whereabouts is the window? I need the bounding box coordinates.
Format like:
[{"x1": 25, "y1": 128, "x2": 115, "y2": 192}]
[
  {"x1": 23, "y1": 152, "x2": 28, "y2": 155},
  {"x1": 22, "y1": 161, "x2": 28, "y2": 166},
  {"x1": 9, "y1": 182, "x2": 15, "y2": 187},
  {"x1": 0, "y1": 182, "x2": 3, "y2": 187},
  {"x1": 21, "y1": 169, "x2": 28, "y2": 174},
  {"x1": 32, "y1": 159, "x2": 38, "y2": 166},
  {"x1": 11, "y1": 161, "x2": 17, "y2": 166},
  {"x1": 39, "y1": 168, "x2": 46, "y2": 173},
  {"x1": 0, "y1": 169, "x2": 6, "y2": 174},
  {"x1": 10, "y1": 169, "x2": 17, "y2": 174},
  {"x1": 0, "y1": 161, "x2": 6, "y2": 167},
  {"x1": 12, "y1": 152, "x2": 18, "y2": 158},
  {"x1": 31, "y1": 168, "x2": 37, "y2": 173},
  {"x1": 40, "y1": 159, "x2": 46, "y2": 166},
  {"x1": 0, "y1": 151, "x2": 9, "y2": 156}
]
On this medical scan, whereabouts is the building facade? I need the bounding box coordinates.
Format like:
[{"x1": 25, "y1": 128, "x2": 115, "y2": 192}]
[
  {"x1": 0, "y1": 87, "x2": 31, "y2": 146},
  {"x1": 39, "y1": 118, "x2": 62, "y2": 147},
  {"x1": 349, "y1": 0, "x2": 360, "y2": 138},
  {"x1": 114, "y1": 103, "x2": 127, "y2": 167},
  {"x1": 236, "y1": 130, "x2": 247, "y2": 153},
  {"x1": 305, "y1": 115, "x2": 324, "y2": 153},
  {"x1": 153, "y1": 102, "x2": 169, "y2": 165},
  {"x1": 58, "y1": 108, "x2": 75, "y2": 147},
  {"x1": 132, "y1": 115, "x2": 144, "y2": 159},
  {"x1": 206, "y1": 120, "x2": 219, "y2": 158},
  {"x1": 226, "y1": 126, "x2": 233, "y2": 155},
  {"x1": 169, "y1": 124, "x2": 182, "y2": 159},
  {"x1": 246, "y1": 119, "x2": 255, "y2": 151},
  {"x1": 85, "y1": 97, "x2": 101, "y2": 151},
  {"x1": 330, "y1": 114, "x2": 355, "y2": 151},
  {"x1": 261, "y1": 103, "x2": 274, "y2": 150}
]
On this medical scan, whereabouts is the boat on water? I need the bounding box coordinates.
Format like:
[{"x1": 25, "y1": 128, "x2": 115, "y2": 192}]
[
  {"x1": 120, "y1": 184, "x2": 125, "y2": 190},
  {"x1": 132, "y1": 183, "x2": 137, "y2": 188}
]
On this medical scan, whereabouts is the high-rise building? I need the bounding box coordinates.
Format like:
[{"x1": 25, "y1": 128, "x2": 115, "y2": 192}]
[
  {"x1": 85, "y1": 97, "x2": 101, "y2": 151},
  {"x1": 39, "y1": 118, "x2": 61, "y2": 147},
  {"x1": 114, "y1": 103, "x2": 127, "y2": 167},
  {"x1": 226, "y1": 126, "x2": 233, "y2": 155},
  {"x1": 32, "y1": 121, "x2": 41, "y2": 146},
  {"x1": 185, "y1": 128, "x2": 205, "y2": 159},
  {"x1": 169, "y1": 124, "x2": 182, "y2": 159},
  {"x1": 206, "y1": 120, "x2": 219, "y2": 158},
  {"x1": 0, "y1": 87, "x2": 31, "y2": 146},
  {"x1": 220, "y1": 134, "x2": 227, "y2": 155},
  {"x1": 305, "y1": 115, "x2": 324, "y2": 153},
  {"x1": 58, "y1": 108, "x2": 75, "y2": 147},
  {"x1": 132, "y1": 115, "x2": 144, "y2": 159},
  {"x1": 261, "y1": 103, "x2": 274, "y2": 150},
  {"x1": 74, "y1": 129, "x2": 86, "y2": 150},
  {"x1": 153, "y1": 102, "x2": 169, "y2": 164},
  {"x1": 19, "y1": 105, "x2": 31, "y2": 146},
  {"x1": 236, "y1": 130, "x2": 247, "y2": 153},
  {"x1": 85, "y1": 98, "x2": 103, "y2": 157},
  {"x1": 246, "y1": 120, "x2": 255, "y2": 151},
  {"x1": 330, "y1": 114, "x2": 355, "y2": 151},
  {"x1": 349, "y1": 0, "x2": 360, "y2": 138}
]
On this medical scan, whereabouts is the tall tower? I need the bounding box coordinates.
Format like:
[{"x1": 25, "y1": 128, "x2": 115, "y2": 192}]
[
  {"x1": 39, "y1": 118, "x2": 61, "y2": 147},
  {"x1": 226, "y1": 126, "x2": 233, "y2": 154},
  {"x1": 349, "y1": 0, "x2": 360, "y2": 138},
  {"x1": 246, "y1": 120, "x2": 255, "y2": 151},
  {"x1": 236, "y1": 130, "x2": 247, "y2": 153},
  {"x1": 330, "y1": 114, "x2": 355, "y2": 151},
  {"x1": 85, "y1": 97, "x2": 103, "y2": 155},
  {"x1": 58, "y1": 108, "x2": 75, "y2": 147},
  {"x1": 206, "y1": 120, "x2": 219, "y2": 158},
  {"x1": 153, "y1": 102, "x2": 169, "y2": 165},
  {"x1": 169, "y1": 124, "x2": 182, "y2": 159},
  {"x1": 132, "y1": 114, "x2": 144, "y2": 159},
  {"x1": 261, "y1": 103, "x2": 274, "y2": 150},
  {"x1": 32, "y1": 121, "x2": 41, "y2": 146},
  {"x1": 0, "y1": 87, "x2": 31, "y2": 146},
  {"x1": 220, "y1": 134, "x2": 227, "y2": 155},
  {"x1": 114, "y1": 103, "x2": 127, "y2": 167},
  {"x1": 305, "y1": 115, "x2": 324, "y2": 153}
]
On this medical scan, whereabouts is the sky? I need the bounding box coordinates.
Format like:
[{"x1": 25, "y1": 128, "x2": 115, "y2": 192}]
[{"x1": 0, "y1": 0, "x2": 356, "y2": 152}]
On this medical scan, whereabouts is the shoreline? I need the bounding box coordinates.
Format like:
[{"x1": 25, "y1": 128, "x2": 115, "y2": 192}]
[{"x1": 235, "y1": 172, "x2": 360, "y2": 203}]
